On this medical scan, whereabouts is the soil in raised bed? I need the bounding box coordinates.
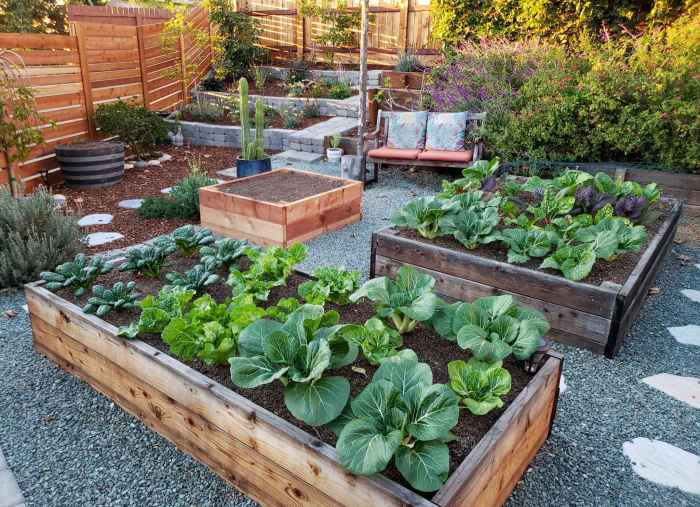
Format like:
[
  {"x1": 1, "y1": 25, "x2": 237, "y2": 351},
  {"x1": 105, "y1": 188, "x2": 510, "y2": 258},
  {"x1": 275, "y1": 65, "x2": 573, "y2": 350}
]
[
  {"x1": 55, "y1": 251, "x2": 537, "y2": 496},
  {"x1": 180, "y1": 110, "x2": 332, "y2": 130},
  {"x1": 225, "y1": 78, "x2": 358, "y2": 98},
  {"x1": 397, "y1": 199, "x2": 673, "y2": 287},
  {"x1": 219, "y1": 170, "x2": 346, "y2": 203}
]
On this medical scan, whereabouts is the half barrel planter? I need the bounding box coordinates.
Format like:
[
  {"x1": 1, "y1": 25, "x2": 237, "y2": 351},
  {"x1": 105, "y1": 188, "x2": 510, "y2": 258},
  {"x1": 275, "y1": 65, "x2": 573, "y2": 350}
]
[
  {"x1": 55, "y1": 141, "x2": 125, "y2": 188},
  {"x1": 371, "y1": 199, "x2": 683, "y2": 358},
  {"x1": 199, "y1": 168, "x2": 363, "y2": 247},
  {"x1": 26, "y1": 277, "x2": 563, "y2": 507}
]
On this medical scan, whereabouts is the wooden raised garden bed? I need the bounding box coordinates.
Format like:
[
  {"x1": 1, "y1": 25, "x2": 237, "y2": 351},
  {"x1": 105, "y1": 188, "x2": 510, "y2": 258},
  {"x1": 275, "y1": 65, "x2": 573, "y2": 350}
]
[
  {"x1": 199, "y1": 168, "x2": 363, "y2": 247},
  {"x1": 372, "y1": 199, "x2": 683, "y2": 358},
  {"x1": 26, "y1": 278, "x2": 562, "y2": 507}
]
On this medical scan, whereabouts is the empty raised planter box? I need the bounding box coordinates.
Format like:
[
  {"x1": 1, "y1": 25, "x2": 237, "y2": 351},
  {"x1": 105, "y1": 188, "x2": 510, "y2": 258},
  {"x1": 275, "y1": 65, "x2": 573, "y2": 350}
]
[{"x1": 199, "y1": 167, "x2": 363, "y2": 247}]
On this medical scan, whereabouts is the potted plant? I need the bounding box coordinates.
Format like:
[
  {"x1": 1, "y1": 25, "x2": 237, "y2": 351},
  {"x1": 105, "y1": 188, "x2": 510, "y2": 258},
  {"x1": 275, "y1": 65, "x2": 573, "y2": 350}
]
[
  {"x1": 326, "y1": 133, "x2": 343, "y2": 163},
  {"x1": 236, "y1": 77, "x2": 271, "y2": 177}
]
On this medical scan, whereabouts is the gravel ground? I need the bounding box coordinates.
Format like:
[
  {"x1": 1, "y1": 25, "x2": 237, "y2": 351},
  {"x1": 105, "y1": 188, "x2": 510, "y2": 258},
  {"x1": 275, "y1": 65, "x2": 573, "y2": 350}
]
[{"x1": 1, "y1": 161, "x2": 699, "y2": 506}]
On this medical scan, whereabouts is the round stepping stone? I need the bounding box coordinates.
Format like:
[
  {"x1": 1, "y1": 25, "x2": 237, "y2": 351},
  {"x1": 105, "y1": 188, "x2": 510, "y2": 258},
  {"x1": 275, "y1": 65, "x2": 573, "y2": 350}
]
[
  {"x1": 85, "y1": 232, "x2": 123, "y2": 247},
  {"x1": 147, "y1": 159, "x2": 161, "y2": 167},
  {"x1": 681, "y1": 289, "x2": 700, "y2": 303},
  {"x1": 642, "y1": 373, "x2": 700, "y2": 409},
  {"x1": 668, "y1": 325, "x2": 700, "y2": 347},
  {"x1": 118, "y1": 199, "x2": 144, "y2": 209},
  {"x1": 161, "y1": 187, "x2": 172, "y2": 194},
  {"x1": 159, "y1": 153, "x2": 173, "y2": 162},
  {"x1": 78, "y1": 213, "x2": 113, "y2": 227},
  {"x1": 622, "y1": 438, "x2": 700, "y2": 495}
]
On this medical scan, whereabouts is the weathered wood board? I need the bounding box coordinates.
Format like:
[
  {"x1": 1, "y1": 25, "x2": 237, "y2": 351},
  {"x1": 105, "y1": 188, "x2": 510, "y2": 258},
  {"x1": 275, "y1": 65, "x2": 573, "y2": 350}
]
[
  {"x1": 26, "y1": 281, "x2": 562, "y2": 507},
  {"x1": 372, "y1": 199, "x2": 682, "y2": 358},
  {"x1": 199, "y1": 167, "x2": 363, "y2": 247}
]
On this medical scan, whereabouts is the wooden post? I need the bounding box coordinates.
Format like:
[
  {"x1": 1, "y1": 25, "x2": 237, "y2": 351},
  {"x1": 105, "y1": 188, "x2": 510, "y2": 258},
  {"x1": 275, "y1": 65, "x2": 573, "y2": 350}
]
[
  {"x1": 398, "y1": 0, "x2": 409, "y2": 56},
  {"x1": 136, "y1": 25, "x2": 149, "y2": 108},
  {"x1": 71, "y1": 22, "x2": 96, "y2": 139},
  {"x1": 295, "y1": 0, "x2": 305, "y2": 60},
  {"x1": 179, "y1": 33, "x2": 188, "y2": 104},
  {"x1": 357, "y1": 0, "x2": 369, "y2": 181}
]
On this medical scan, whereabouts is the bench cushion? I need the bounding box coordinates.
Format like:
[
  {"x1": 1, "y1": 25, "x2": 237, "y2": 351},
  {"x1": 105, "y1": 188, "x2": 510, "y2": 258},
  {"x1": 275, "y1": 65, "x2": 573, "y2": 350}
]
[
  {"x1": 368, "y1": 147, "x2": 421, "y2": 160},
  {"x1": 425, "y1": 112, "x2": 468, "y2": 151},
  {"x1": 418, "y1": 149, "x2": 474, "y2": 162},
  {"x1": 386, "y1": 111, "x2": 428, "y2": 150}
]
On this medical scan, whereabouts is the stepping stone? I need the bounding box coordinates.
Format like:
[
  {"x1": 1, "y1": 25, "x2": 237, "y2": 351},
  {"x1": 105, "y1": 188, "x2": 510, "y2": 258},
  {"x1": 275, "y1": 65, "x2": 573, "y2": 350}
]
[
  {"x1": 668, "y1": 325, "x2": 700, "y2": 346},
  {"x1": 118, "y1": 199, "x2": 143, "y2": 209},
  {"x1": 84, "y1": 232, "x2": 123, "y2": 247},
  {"x1": 276, "y1": 150, "x2": 324, "y2": 163},
  {"x1": 642, "y1": 373, "x2": 700, "y2": 409},
  {"x1": 681, "y1": 289, "x2": 700, "y2": 303},
  {"x1": 559, "y1": 375, "x2": 568, "y2": 394},
  {"x1": 622, "y1": 438, "x2": 700, "y2": 495},
  {"x1": 217, "y1": 167, "x2": 237, "y2": 178},
  {"x1": 159, "y1": 153, "x2": 173, "y2": 162},
  {"x1": 124, "y1": 162, "x2": 134, "y2": 170},
  {"x1": 0, "y1": 468, "x2": 24, "y2": 507},
  {"x1": 78, "y1": 213, "x2": 113, "y2": 227},
  {"x1": 147, "y1": 159, "x2": 161, "y2": 167},
  {"x1": 161, "y1": 187, "x2": 172, "y2": 194}
]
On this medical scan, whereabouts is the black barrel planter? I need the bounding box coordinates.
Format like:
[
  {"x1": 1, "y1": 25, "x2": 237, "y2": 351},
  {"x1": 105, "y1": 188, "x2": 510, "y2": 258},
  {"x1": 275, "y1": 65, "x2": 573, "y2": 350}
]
[
  {"x1": 56, "y1": 142, "x2": 125, "y2": 188},
  {"x1": 235, "y1": 156, "x2": 271, "y2": 178}
]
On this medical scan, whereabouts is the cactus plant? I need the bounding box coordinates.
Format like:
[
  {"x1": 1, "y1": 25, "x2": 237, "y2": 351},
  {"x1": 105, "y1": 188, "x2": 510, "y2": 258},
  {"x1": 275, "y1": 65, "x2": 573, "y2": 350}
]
[{"x1": 239, "y1": 77, "x2": 266, "y2": 161}]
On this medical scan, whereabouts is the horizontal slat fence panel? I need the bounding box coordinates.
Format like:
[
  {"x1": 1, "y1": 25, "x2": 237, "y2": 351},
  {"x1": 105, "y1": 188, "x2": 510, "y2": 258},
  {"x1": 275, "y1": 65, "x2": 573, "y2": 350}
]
[{"x1": 1, "y1": 5, "x2": 212, "y2": 193}]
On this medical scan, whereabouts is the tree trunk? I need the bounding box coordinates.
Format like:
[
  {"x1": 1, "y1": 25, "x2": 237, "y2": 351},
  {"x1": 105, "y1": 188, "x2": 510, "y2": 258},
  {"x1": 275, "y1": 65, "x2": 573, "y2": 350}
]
[{"x1": 356, "y1": 0, "x2": 369, "y2": 181}]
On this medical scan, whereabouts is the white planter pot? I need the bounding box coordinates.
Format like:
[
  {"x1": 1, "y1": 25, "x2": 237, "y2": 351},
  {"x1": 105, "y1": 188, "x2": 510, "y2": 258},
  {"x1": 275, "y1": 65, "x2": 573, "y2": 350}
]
[{"x1": 326, "y1": 147, "x2": 343, "y2": 163}]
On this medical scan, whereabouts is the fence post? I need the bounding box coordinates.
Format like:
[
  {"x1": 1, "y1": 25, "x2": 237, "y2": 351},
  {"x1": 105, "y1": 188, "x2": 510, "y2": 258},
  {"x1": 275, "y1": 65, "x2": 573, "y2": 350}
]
[
  {"x1": 295, "y1": 0, "x2": 305, "y2": 60},
  {"x1": 179, "y1": 33, "x2": 188, "y2": 104},
  {"x1": 398, "y1": 0, "x2": 409, "y2": 56},
  {"x1": 71, "y1": 22, "x2": 97, "y2": 139},
  {"x1": 136, "y1": 25, "x2": 150, "y2": 108}
]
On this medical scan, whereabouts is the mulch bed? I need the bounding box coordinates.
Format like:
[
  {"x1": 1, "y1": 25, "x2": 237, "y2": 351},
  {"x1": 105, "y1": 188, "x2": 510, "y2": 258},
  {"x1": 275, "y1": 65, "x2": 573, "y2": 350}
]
[
  {"x1": 180, "y1": 110, "x2": 333, "y2": 130},
  {"x1": 54, "y1": 145, "x2": 243, "y2": 254},
  {"x1": 219, "y1": 170, "x2": 345, "y2": 203},
  {"x1": 56, "y1": 250, "x2": 536, "y2": 496},
  {"x1": 226, "y1": 78, "x2": 358, "y2": 98}
]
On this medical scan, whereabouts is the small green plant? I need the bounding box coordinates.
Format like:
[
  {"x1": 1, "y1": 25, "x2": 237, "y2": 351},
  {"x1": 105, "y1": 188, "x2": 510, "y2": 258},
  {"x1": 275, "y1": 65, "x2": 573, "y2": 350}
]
[
  {"x1": 264, "y1": 297, "x2": 302, "y2": 322},
  {"x1": 171, "y1": 225, "x2": 215, "y2": 256},
  {"x1": 448, "y1": 358, "x2": 511, "y2": 415},
  {"x1": 286, "y1": 81, "x2": 306, "y2": 97},
  {"x1": 395, "y1": 51, "x2": 423, "y2": 72},
  {"x1": 165, "y1": 264, "x2": 220, "y2": 293},
  {"x1": 391, "y1": 196, "x2": 458, "y2": 239},
  {"x1": 230, "y1": 304, "x2": 357, "y2": 426},
  {"x1": 298, "y1": 266, "x2": 361, "y2": 305},
  {"x1": 350, "y1": 265, "x2": 440, "y2": 334},
  {"x1": 280, "y1": 106, "x2": 304, "y2": 129},
  {"x1": 286, "y1": 59, "x2": 308, "y2": 84},
  {"x1": 253, "y1": 66, "x2": 269, "y2": 90},
  {"x1": 199, "y1": 238, "x2": 249, "y2": 271},
  {"x1": 451, "y1": 158, "x2": 502, "y2": 194},
  {"x1": 328, "y1": 81, "x2": 352, "y2": 100},
  {"x1": 40, "y1": 254, "x2": 113, "y2": 296},
  {"x1": 334, "y1": 350, "x2": 459, "y2": 492},
  {"x1": 439, "y1": 206, "x2": 500, "y2": 249},
  {"x1": 239, "y1": 78, "x2": 266, "y2": 161},
  {"x1": 343, "y1": 317, "x2": 403, "y2": 365},
  {"x1": 180, "y1": 100, "x2": 224, "y2": 123},
  {"x1": 118, "y1": 286, "x2": 196, "y2": 338},
  {"x1": 120, "y1": 238, "x2": 176, "y2": 278},
  {"x1": 485, "y1": 228, "x2": 553, "y2": 264},
  {"x1": 303, "y1": 100, "x2": 321, "y2": 118},
  {"x1": 330, "y1": 133, "x2": 342, "y2": 149},
  {"x1": 83, "y1": 281, "x2": 140, "y2": 317},
  {"x1": 94, "y1": 99, "x2": 169, "y2": 160}
]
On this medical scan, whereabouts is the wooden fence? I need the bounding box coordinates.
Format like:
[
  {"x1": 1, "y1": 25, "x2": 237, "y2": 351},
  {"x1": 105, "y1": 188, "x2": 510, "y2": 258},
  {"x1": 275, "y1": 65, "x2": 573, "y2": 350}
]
[
  {"x1": 0, "y1": 7, "x2": 212, "y2": 192},
  {"x1": 243, "y1": 0, "x2": 437, "y2": 65}
]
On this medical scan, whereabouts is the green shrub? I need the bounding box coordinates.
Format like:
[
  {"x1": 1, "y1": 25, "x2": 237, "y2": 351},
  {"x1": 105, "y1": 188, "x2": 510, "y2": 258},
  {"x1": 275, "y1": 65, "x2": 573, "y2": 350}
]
[
  {"x1": 180, "y1": 101, "x2": 225, "y2": 123},
  {"x1": 395, "y1": 51, "x2": 424, "y2": 72},
  {"x1": 280, "y1": 106, "x2": 304, "y2": 129},
  {"x1": 328, "y1": 81, "x2": 352, "y2": 100},
  {"x1": 94, "y1": 99, "x2": 170, "y2": 159},
  {"x1": 0, "y1": 186, "x2": 83, "y2": 288}
]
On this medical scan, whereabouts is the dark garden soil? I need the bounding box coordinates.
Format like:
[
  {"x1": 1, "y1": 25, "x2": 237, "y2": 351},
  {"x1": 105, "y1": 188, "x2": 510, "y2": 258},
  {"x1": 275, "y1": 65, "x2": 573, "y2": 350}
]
[
  {"x1": 226, "y1": 78, "x2": 358, "y2": 99},
  {"x1": 56, "y1": 250, "x2": 536, "y2": 495},
  {"x1": 398, "y1": 200, "x2": 673, "y2": 287},
  {"x1": 220, "y1": 170, "x2": 345, "y2": 203},
  {"x1": 180, "y1": 110, "x2": 332, "y2": 130}
]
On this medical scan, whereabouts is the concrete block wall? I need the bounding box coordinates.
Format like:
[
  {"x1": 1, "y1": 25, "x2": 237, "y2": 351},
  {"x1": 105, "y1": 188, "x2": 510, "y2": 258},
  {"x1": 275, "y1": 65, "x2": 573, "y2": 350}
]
[{"x1": 169, "y1": 120, "x2": 292, "y2": 150}]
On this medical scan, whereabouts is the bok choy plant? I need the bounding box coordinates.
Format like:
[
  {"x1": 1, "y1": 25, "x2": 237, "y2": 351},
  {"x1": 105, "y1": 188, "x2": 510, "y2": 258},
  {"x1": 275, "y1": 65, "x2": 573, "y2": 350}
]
[
  {"x1": 343, "y1": 317, "x2": 403, "y2": 365},
  {"x1": 448, "y1": 358, "x2": 511, "y2": 415},
  {"x1": 391, "y1": 196, "x2": 458, "y2": 239}
]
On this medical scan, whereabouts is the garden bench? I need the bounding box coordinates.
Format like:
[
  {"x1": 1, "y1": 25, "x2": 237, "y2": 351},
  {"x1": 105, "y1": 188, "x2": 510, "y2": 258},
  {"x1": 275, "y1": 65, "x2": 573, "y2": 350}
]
[{"x1": 366, "y1": 109, "x2": 485, "y2": 182}]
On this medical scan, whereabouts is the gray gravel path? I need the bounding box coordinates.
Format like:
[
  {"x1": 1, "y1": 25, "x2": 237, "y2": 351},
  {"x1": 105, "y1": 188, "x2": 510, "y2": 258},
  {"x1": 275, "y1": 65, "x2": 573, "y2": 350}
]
[{"x1": 1, "y1": 162, "x2": 699, "y2": 506}]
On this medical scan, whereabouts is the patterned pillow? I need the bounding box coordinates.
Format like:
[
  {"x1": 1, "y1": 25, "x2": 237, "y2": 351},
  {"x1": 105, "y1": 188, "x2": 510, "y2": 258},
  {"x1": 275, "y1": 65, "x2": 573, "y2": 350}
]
[
  {"x1": 425, "y1": 112, "x2": 467, "y2": 151},
  {"x1": 386, "y1": 112, "x2": 428, "y2": 150}
]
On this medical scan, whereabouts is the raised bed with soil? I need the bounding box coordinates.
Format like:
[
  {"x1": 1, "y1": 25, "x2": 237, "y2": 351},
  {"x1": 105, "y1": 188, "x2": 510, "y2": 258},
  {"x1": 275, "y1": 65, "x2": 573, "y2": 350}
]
[
  {"x1": 372, "y1": 199, "x2": 683, "y2": 357},
  {"x1": 26, "y1": 246, "x2": 562, "y2": 507},
  {"x1": 199, "y1": 168, "x2": 363, "y2": 247}
]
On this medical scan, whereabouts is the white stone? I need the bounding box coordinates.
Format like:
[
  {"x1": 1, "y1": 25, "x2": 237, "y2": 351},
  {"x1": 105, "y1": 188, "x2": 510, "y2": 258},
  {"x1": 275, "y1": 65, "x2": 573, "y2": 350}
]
[
  {"x1": 217, "y1": 168, "x2": 237, "y2": 178},
  {"x1": 681, "y1": 289, "x2": 700, "y2": 303},
  {"x1": 53, "y1": 194, "x2": 66, "y2": 208},
  {"x1": 159, "y1": 153, "x2": 173, "y2": 162},
  {"x1": 160, "y1": 187, "x2": 172, "y2": 194},
  {"x1": 85, "y1": 232, "x2": 123, "y2": 247},
  {"x1": 277, "y1": 150, "x2": 324, "y2": 163},
  {"x1": 559, "y1": 375, "x2": 568, "y2": 394},
  {"x1": 622, "y1": 438, "x2": 700, "y2": 495},
  {"x1": 118, "y1": 199, "x2": 143, "y2": 209},
  {"x1": 22, "y1": 304, "x2": 28, "y2": 313},
  {"x1": 668, "y1": 325, "x2": 700, "y2": 346},
  {"x1": 124, "y1": 163, "x2": 134, "y2": 170},
  {"x1": 147, "y1": 159, "x2": 161, "y2": 166},
  {"x1": 642, "y1": 373, "x2": 700, "y2": 409},
  {"x1": 78, "y1": 213, "x2": 113, "y2": 227}
]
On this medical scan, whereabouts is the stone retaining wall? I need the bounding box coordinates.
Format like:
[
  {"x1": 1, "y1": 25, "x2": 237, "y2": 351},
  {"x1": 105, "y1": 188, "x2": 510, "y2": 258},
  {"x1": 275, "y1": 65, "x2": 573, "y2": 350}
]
[{"x1": 168, "y1": 119, "x2": 291, "y2": 150}]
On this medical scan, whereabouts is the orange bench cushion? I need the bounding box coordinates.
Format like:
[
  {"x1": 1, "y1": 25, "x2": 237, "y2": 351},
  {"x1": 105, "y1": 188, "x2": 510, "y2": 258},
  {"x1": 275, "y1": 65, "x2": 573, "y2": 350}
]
[
  {"x1": 417, "y1": 149, "x2": 474, "y2": 162},
  {"x1": 368, "y1": 147, "x2": 421, "y2": 160}
]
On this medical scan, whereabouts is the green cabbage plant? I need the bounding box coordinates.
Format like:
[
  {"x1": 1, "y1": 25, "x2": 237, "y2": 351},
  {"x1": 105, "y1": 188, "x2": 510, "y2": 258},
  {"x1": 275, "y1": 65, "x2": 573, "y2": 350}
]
[
  {"x1": 448, "y1": 358, "x2": 511, "y2": 415},
  {"x1": 229, "y1": 305, "x2": 358, "y2": 426},
  {"x1": 391, "y1": 196, "x2": 458, "y2": 239},
  {"x1": 439, "y1": 206, "x2": 500, "y2": 249},
  {"x1": 343, "y1": 317, "x2": 403, "y2": 365},
  {"x1": 350, "y1": 265, "x2": 440, "y2": 334},
  {"x1": 335, "y1": 350, "x2": 459, "y2": 492},
  {"x1": 485, "y1": 228, "x2": 553, "y2": 264}
]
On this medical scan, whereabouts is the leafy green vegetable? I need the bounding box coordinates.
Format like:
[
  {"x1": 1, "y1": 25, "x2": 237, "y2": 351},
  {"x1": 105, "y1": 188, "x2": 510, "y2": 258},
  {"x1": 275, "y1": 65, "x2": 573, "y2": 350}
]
[
  {"x1": 227, "y1": 243, "x2": 307, "y2": 301},
  {"x1": 539, "y1": 244, "x2": 597, "y2": 281},
  {"x1": 40, "y1": 254, "x2": 113, "y2": 296},
  {"x1": 448, "y1": 358, "x2": 511, "y2": 415},
  {"x1": 199, "y1": 238, "x2": 249, "y2": 270},
  {"x1": 171, "y1": 225, "x2": 215, "y2": 256},
  {"x1": 117, "y1": 285, "x2": 195, "y2": 338},
  {"x1": 453, "y1": 158, "x2": 501, "y2": 192},
  {"x1": 83, "y1": 281, "x2": 139, "y2": 317},
  {"x1": 120, "y1": 238, "x2": 176, "y2": 278},
  {"x1": 335, "y1": 350, "x2": 459, "y2": 492},
  {"x1": 486, "y1": 228, "x2": 553, "y2": 264},
  {"x1": 528, "y1": 188, "x2": 575, "y2": 225},
  {"x1": 350, "y1": 265, "x2": 440, "y2": 334},
  {"x1": 165, "y1": 264, "x2": 220, "y2": 293},
  {"x1": 439, "y1": 206, "x2": 500, "y2": 249},
  {"x1": 391, "y1": 196, "x2": 458, "y2": 239},
  {"x1": 298, "y1": 266, "x2": 361, "y2": 305},
  {"x1": 230, "y1": 305, "x2": 358, "y2": 426},
  {"x1": 265, "y1": 297, "x2": 302, "y2": 322},
  {"x1": 343, "y1": 317, "x2": 403, "y2": 365},
  {"x1": 430, "y1": 295, "x2": 549, "y2": 362}
]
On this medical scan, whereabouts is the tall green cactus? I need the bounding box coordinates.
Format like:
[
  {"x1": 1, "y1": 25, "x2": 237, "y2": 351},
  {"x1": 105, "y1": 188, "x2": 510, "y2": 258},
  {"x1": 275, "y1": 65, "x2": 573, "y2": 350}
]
[{"x1": 238, "y1": 77, "x2": 266, "y2": 160}]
